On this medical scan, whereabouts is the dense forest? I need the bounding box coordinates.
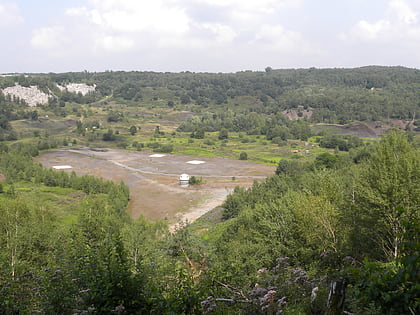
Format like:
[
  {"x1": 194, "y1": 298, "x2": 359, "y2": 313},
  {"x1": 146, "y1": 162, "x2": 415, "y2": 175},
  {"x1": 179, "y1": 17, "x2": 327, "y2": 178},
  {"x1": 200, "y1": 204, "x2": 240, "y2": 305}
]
[
  {"x1": 1, "y1": 66, "x2": 419, "y2": 150},
  {"x1": 1, "y1": 66, "x2": 420, "y2": 120},
  {"x1": 0, "y1": 67, "x2": 419, "y2": 313}
]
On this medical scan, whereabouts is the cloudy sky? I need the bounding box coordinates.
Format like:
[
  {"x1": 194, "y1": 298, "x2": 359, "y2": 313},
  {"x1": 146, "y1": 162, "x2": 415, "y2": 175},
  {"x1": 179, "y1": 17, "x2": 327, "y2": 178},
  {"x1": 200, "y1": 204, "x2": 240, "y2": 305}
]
[{"x1": 1, "y1": 0, "x2": 420, "y2": 73}]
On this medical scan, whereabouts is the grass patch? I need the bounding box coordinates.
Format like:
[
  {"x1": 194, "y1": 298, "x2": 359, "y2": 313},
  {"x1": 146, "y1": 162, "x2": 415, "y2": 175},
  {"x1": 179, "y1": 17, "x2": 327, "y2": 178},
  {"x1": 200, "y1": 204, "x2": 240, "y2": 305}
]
[{"x1": 0, "y1": 182, "x2": 85, "y2": 225}]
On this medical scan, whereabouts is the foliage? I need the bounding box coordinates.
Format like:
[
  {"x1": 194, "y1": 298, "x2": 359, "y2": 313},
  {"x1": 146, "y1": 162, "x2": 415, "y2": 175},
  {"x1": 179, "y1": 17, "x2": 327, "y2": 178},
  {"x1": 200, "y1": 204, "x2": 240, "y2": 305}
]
[
  {"x1": 107, "y1": 110, "x2": 124, "y2": 122},
  {"x1": 314, "y1": 152, "x2": 339, "y2": 169},
  {"x1": 103, "y1": 129, "x2": 116, "y2": 141},
  {"x1": 152, "y1": 143, "x2": 174, "y2": 153},
  {"x1": 351, "y1": 130, "x2": 419, "y2": 260},
  {"x1": 202, "y1": 257, "x2": 328, "y2": 314},
  {"x1": 348, "y1": 215, "x2": 419, "y2": 314},
  {"x1": 319, "y1": 134, "x2": 364, "y2": 151},
  {"x1": 218, "y1": 128, "x2": 229, "y2": 140},
  {"x1": 189, "y1": 176, "x2": 202, "y2": 185},
  {"x1": 239, "y1": 151, "x2": 248, "y2": 160},
  {"x1": 275, "y1": 159, "x2": 308, "y2": 178},
  {"x1": 129, "y1": 125, "x2": 138, "y2": 135}
]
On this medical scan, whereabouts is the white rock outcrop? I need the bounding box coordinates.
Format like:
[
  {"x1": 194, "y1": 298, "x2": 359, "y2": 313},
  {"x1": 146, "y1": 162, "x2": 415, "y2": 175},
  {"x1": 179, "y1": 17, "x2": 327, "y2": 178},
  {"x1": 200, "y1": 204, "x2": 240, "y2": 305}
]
[
  {"x1": 57, "y1": 83, "x2": 96, "y2": 96},
  {"x1": 2, "y1": 84, "x2": 50, "y2": 107}
]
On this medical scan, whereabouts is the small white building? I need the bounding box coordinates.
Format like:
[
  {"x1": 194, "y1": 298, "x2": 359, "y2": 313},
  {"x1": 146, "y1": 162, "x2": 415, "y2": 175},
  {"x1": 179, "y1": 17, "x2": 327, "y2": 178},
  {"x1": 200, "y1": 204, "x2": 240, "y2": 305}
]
[{"x1": 179, "y1": 174, "x2": 190, "y2": 186}]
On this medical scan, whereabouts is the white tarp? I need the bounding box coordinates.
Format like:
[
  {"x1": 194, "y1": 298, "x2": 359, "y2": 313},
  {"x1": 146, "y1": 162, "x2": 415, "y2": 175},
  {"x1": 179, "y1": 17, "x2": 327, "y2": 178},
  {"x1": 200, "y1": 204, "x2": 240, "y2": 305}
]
[
  {"x1": 186, "y1": 160, "x2": 205, "y2": 165},
  {"x1": 53, "y1": 165, "x2": 72, "y2": 170}
]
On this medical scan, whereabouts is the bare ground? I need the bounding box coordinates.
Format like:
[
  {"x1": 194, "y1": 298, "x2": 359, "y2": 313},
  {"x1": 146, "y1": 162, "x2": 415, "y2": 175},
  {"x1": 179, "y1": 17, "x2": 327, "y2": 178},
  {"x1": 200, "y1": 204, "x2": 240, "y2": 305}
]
[{"x1": 36, "y1": 148, "x2": 274, "y2": 224}]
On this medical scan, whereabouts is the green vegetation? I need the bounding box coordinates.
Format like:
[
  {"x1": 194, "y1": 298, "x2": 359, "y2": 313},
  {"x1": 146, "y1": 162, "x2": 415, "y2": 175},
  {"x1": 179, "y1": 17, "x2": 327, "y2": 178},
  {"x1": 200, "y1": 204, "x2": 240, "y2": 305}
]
[{"x1": 0, "y1": 67, "x2": 419, "y2": 313}]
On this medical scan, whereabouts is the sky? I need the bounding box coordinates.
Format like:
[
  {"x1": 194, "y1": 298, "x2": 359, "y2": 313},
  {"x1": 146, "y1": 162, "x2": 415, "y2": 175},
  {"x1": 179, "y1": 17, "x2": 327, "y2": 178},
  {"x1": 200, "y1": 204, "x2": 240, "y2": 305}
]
[{"x1": 1, "y1": 0, "x2": 420, "y2": 73}]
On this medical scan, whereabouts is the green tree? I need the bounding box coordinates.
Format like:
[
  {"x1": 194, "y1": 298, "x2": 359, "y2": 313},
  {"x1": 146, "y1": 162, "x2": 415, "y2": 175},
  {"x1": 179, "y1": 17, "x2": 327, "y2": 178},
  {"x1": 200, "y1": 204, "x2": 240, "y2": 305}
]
[
  {"x1": 276, "y1": 159, "x2": 306, "y2": 178},
  {"x1": 180, "y1": 94, "x2": 190, "y2": 104},
  {"x1": 293, "y1": 194, "x2": 340, "y2": 253},
  {"x1": 129, "y1": 125, "x2": 137, "y2": 135},
  {"x1": 353, "y1": 130, "x2": 419, "y2": 260},
  {"x1": 62, "y1": 196, "x2": 147, "y2": 313},
  {"x1": 218, "y1": 128, "x2": 228, "y2": 140},
  {"x1": 102, "y1": 129, "x2": 115, "y2": 141},
  {"x1": 191, "y1": 128, "x2": 205, "y2": 139},
  {"x1": 314, "y1": 152, "x2": 339, "y2": 169},
  {"x1": 239, "y1": 151, "x2": 248, "y2": 160}
]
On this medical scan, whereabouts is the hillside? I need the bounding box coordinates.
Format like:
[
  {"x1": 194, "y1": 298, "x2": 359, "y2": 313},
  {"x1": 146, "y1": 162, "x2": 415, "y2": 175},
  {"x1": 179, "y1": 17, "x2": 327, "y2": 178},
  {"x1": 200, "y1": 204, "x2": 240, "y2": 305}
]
[{"x1": 0, "y1": 66, "x2": 418, "y2": 146}]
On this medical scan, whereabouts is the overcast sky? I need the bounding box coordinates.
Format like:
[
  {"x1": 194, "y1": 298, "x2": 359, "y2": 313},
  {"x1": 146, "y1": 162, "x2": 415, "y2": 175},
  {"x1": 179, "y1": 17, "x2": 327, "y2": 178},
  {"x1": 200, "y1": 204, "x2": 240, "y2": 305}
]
[{"x1": 1, "y1": 0, "x2": 419, "y2": 73}]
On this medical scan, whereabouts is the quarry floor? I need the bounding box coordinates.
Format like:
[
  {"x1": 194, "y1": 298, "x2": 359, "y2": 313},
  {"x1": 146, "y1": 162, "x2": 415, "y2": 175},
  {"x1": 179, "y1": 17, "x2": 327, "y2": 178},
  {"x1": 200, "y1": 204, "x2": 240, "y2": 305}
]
[{"x1": 36, "y1": 148, "x2": 275, "y2": 225}]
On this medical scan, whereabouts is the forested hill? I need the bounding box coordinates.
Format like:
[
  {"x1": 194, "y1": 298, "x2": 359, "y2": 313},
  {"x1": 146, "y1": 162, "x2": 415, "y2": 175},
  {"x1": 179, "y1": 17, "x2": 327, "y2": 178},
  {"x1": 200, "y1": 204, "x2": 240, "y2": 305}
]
[{"x1": 2, "y1": 66, "x2": 419, "y2": 123}]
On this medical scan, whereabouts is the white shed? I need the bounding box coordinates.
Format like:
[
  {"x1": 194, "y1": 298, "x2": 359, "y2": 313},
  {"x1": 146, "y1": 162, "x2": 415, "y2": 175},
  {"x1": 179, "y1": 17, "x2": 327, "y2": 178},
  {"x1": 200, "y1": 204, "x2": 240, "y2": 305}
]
[{"x1": 179, "y1": 174, "x2": 190, "y2": 186}]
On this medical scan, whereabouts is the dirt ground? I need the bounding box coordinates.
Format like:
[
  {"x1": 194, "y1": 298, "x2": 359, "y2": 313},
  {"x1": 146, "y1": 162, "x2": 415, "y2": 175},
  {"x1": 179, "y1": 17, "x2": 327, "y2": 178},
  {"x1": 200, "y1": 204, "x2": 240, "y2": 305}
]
[{"x1": 36, "y1": 148, "x2": 275, "y2": 224}]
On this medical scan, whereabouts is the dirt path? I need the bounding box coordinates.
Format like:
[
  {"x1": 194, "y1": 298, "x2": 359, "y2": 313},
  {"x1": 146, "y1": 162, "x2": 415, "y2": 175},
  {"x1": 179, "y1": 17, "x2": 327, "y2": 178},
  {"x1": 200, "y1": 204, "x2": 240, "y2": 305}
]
[
  {"x1": 171, "y1": 188, "x2": 231, "y2": 228},
  {"x1": 36, "y1": 148, "x2": 275, "y2": 224}
]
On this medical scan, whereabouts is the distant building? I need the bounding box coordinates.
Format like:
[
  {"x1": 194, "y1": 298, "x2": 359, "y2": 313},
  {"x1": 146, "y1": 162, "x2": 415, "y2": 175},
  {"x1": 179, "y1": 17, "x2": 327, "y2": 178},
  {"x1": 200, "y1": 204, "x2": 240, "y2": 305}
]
[{"x1": 179, "y1": 174, "x2": 190, "y2": 186}]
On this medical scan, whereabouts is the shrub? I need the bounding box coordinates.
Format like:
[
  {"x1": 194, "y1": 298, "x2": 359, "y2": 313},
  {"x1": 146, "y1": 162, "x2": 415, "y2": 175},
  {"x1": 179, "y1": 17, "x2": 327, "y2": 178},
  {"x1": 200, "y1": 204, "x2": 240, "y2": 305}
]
[
  {"x1": 154, "y1": 144, "x2": 173, "y2": 153},
  {"x1": 189, "y1": 176, "x2": 202, "y2": 185}
]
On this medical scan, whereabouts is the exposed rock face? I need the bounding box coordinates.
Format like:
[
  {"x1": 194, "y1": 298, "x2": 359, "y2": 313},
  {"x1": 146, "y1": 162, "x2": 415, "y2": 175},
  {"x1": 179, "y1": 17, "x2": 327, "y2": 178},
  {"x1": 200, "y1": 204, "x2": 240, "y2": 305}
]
[
  {"x1": 2, "y1": 84, "x2": 50, "y2": 107},
  {"x1": 57, "y1": 83, "x2": 96, "y2": 95},
  {"x1": 1, "y1": 82, "x2": 96, "y2": 107}
]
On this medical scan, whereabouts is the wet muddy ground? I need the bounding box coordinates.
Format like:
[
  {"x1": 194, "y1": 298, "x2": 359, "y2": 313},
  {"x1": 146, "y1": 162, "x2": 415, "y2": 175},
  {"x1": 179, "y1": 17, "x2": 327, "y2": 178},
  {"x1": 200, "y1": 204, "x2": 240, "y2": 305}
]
[{"x1": 36, "y1": 148, "x2": 275, "y2": 224}]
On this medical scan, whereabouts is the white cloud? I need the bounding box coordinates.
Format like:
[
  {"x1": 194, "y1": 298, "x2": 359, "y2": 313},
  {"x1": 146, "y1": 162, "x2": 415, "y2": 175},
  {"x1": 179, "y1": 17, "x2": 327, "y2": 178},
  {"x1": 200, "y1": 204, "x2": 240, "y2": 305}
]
[
  {"x1": 31, "y1": 26, "x2": 64, "y2": 51},
  {"x1": 343, "y1": 20, "x2": 392, "y2": 42},
  {"x1": 66, "y1": 7, "x2": 103, "y2": 25},
  {"x1": 74, "y1": 0, "x2": 190, "y2": 34},
  {"x1": 96, "y1": 35, "x2": 135, "y2": 52},
  {"x1": 0, "y1": 2, "x2": 23, "y2": 28},
  {"x1": 342, "y1": 0, "x2": 420, "y2": 43},
  {"x1": 196, "y1": 0, "x2": 301, "y2": 12},
  {"x1": 24, "y1": 0, "x2": 419, "y2": 72},
  {"x1": 38, "y1": 0, "x2": 308, "y2": 56},
  {"x1": 389, "y1": 0, "x2": 418, "y2": 24},
  {"x1": 254, "y1": 24, "x2": 301, "y2": 51}
]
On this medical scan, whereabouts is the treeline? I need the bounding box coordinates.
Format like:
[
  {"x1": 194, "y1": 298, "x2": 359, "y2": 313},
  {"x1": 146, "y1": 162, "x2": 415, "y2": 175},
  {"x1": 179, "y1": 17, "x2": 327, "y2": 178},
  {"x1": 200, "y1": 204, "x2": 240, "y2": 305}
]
[
  {"x1": 63, "y1": 66, "x2": 420, "y2": 122},
  {"x1": 178, "y1": 111, "x2": 312, "y2": 142},
  {"x1": 2, "y1": 66, "x2": 419, "y2": 124}
]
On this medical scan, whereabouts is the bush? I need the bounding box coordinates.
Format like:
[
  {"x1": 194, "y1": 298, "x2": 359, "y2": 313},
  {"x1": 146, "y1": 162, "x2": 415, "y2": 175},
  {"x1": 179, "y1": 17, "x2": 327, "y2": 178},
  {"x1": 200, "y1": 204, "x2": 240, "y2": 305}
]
[
  {"x1": 154, "y1": 144, "x2": 173, "y2": 153},
  {"x1": 239, "y1": 152, "x2": 248, "y2": 160},
  {"x1": 147, "y1": 142, "x2": 160, "y2": 149},
  {"x1": 218, "y1": 129, "x2": 229, "y2": 140},
  {"x1": 272, "y1": 137, "x2": 287, "y2": 146},
  {"x1": 189, "y1": 176, "x2": 202, "y2": 185},
  {"x1": 314, "y1": 152, "x2": 338, "y2": 169},
  {"x1": 103, "y1": 129, "x2": 116, "y2": 141}
]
